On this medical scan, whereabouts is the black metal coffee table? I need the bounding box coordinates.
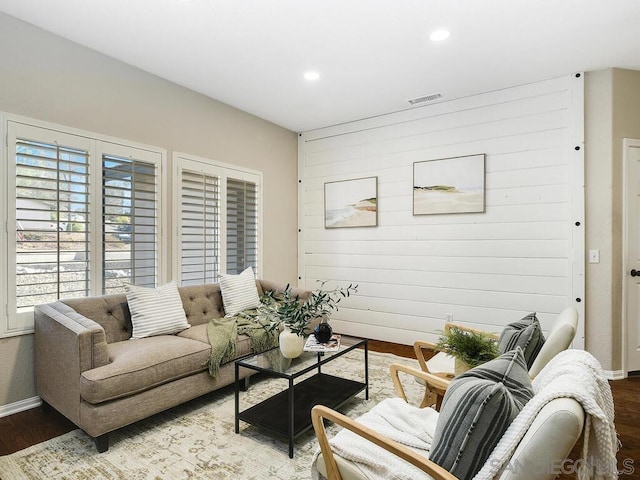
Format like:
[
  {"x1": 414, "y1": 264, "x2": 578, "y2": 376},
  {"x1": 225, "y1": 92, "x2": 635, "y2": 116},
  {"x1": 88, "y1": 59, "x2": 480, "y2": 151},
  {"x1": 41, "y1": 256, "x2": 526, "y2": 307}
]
[{"x1": 234, "y1": 336, "x2": 368, "y2": 458}]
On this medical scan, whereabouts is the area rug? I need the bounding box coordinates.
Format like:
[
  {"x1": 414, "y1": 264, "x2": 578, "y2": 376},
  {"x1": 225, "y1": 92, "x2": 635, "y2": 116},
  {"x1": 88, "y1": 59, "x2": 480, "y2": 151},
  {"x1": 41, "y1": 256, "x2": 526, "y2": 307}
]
[{"x1": 0, "y1": 350, "x2": 424, "y2": 480}]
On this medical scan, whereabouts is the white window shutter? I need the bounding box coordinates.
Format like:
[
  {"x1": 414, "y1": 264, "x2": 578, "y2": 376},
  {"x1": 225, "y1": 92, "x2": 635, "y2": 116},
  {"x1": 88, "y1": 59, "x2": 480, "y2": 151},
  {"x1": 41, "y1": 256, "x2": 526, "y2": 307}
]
[
  {"x1": 14, "y1": 137, "x2": 91, "y2": 311},
  {"x1": 102, "y1": 154, "x2": 159, "y2": 294},
  {"x1": 179, "y1": 170, "x2": 220, "y2": 286},
  {"x1": 173, "y1": 153, "x2": 262, "y2": 287},
  {"x1": 226, "y1": 178, "x2": 258, "y2": 276}
]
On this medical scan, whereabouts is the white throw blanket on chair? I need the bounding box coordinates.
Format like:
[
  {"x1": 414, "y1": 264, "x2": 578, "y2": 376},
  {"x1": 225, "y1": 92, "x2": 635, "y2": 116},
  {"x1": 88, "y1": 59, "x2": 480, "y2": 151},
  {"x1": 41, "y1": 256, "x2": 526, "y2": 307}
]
[
  {"x1": 311, "y1": 396, "x2": 439, "y2": 480},
  {"x1": 473, "y1": 349, "x2": 619, "y2": 480}
]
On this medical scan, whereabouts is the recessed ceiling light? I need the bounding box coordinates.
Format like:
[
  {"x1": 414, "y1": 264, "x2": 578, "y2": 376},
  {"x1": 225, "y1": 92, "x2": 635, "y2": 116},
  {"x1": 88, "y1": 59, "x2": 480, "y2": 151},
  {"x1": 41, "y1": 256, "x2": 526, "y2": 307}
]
[
  {"x1": 304, "y1": 71, "x2": 320, "y2": 81},
  {"x1": 429, "y1": 29, "x2": 450, "y2": 42}
]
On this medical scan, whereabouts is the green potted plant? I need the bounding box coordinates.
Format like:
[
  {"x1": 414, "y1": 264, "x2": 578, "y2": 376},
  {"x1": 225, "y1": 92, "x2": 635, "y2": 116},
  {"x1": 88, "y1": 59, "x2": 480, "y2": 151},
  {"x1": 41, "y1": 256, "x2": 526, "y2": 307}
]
[
  {"x1": 259, "y1": 281, "x2": 358, "y2": 358},
  {"x1": 435, "y1": 325, "x2": 499, "y2": 374}
]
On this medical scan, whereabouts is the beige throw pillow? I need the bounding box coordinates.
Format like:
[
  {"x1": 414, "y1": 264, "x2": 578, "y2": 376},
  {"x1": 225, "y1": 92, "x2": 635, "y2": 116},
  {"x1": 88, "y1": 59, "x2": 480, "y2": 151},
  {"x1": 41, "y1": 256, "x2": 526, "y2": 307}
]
[
  {"x1": 219, "y1": 266, "x2": 261, "y2": 317},
  {"x1": 125, "y1": 281, "x2": 190, "y2": 339}
]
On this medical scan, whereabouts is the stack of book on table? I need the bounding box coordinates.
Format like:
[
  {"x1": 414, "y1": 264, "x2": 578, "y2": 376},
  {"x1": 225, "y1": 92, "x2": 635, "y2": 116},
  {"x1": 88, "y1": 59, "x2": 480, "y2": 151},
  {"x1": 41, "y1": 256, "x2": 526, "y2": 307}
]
[{"x1": 303, "y1": 334, "x2": 341, "y2": 352}]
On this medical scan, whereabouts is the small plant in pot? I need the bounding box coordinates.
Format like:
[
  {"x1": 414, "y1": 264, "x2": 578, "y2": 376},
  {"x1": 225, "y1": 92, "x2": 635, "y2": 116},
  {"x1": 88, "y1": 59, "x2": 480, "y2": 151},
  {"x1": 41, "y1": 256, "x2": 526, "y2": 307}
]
[
  {"x1": 260, "y1": 281, "x2": 358, "y2": 357},
  {"x1": 435, "y1": 325, "x2": 499, "y2": 374}
]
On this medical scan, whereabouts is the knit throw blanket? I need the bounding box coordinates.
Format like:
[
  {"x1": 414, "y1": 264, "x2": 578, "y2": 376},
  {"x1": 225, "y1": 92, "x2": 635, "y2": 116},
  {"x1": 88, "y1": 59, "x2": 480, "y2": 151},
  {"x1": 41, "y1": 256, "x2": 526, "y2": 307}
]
[
  {"x1": 311, "y1": 397, "x2": 439, "y2": 480},
  {"x1": 205, "y1": 314, "x2": 278, "y2": 377},
  {"x1": 474, "y1": 349, "x2": 618, "y2": 480}
]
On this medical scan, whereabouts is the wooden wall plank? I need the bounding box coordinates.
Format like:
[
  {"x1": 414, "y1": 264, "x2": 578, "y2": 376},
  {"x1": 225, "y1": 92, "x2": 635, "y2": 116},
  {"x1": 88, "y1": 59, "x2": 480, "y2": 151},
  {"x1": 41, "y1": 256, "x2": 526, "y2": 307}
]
[{"x1": 305, "y1": 254, "x2": 569, "y2": 277}]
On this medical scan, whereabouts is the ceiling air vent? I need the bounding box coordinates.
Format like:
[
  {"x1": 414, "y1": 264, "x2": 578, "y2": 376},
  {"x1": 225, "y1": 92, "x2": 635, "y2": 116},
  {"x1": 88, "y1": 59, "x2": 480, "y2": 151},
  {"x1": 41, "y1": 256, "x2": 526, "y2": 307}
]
[{"x1": 408, "y1": 93, "x2": 443, "y2": 105}]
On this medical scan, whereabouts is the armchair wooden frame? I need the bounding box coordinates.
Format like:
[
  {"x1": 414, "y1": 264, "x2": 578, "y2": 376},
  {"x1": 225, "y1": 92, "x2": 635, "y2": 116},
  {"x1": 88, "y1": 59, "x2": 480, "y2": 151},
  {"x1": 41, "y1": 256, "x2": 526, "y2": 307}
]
[
  {"x1": 413, "y1": 323, "x2": 499, "y2": 408},
  {"x1": 312, "y1": 362, "x2": 457, "y2": 480},
  {"x1": 390, "y1": 362, "x2": 451, "y2": 408}
]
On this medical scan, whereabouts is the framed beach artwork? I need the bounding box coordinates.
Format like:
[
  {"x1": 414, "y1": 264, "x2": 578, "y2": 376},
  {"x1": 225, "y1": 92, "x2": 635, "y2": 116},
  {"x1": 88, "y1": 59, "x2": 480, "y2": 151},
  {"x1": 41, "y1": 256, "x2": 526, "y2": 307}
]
[
  {"x1": 324, "y1": 176, "x2": 378, "y2": 228},
  {"x1": 413, "y1": 154, "x2": 486, "y2": 215}
]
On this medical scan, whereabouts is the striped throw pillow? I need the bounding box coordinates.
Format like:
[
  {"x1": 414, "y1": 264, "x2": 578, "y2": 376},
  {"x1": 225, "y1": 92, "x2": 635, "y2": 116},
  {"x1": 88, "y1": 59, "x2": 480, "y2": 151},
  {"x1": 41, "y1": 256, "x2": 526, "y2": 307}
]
[
  {"x1": 219, "y1": 266, "x2": 262, "y2": 317},
  {"x1": 430, "y1": 348, "x2": 533, "y2": 480},
  {"x1": 498, "y1": 312, "x2": 546, "y2": 369},
  {"x1": 125, "y1": 282, "x2": 190, "y2": 339}
]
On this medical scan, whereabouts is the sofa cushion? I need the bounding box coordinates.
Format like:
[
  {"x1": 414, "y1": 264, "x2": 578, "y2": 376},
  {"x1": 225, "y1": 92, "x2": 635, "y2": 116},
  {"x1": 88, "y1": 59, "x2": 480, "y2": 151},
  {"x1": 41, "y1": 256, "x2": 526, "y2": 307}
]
[
  {"x1": 219, "y1": 266, "x2": 262, "y2": 317},
  {"x1": 498, "y1": 312, "x2": 545, "y2": 369},
  {"x1": 125, "y1": 282, "x2": 191, "y2": 339},
  {"x1": 430, "y1": 348, "x2": 533, "y2": 480},
  {"x1": 80, "y1": 335, "x2": 210, "y2": 404},
  {"x1": 177, "y1": 323, "x2": 254, "y2": 358},
  {"x1": 178, "y1": 283, "x2": 226, "y2": 326}
]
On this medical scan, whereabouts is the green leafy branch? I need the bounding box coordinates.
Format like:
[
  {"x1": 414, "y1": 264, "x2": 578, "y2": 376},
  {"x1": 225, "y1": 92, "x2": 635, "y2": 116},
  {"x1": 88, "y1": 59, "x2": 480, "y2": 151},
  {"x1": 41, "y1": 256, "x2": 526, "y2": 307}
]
[
  {"x1": 245, "y1": 281, "x2": 358, "y2": 337},
  {"x1": 435, "y1": 326, "x2": 499, "y2": 368}
]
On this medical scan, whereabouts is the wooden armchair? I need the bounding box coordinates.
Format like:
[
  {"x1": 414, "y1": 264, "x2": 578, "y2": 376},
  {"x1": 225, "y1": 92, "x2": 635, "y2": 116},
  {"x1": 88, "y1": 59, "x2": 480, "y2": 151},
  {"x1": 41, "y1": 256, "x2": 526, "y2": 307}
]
[
  {"x1": 312, "y1": 360, "x2": 586, "y2": 480},
  {"x1": 413, "y1": 308, "x2": 579, "y2": 409}
]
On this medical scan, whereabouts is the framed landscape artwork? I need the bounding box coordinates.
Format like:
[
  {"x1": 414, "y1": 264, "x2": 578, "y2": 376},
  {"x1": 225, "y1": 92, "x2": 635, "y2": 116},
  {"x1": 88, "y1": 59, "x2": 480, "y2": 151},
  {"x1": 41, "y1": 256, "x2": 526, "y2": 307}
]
[
  {"x1": 413, "y1": 154, "x2": 486, "y2": 215},
  {"x1": 324, "y1": 176, "x2": 378, "y2": 228}
]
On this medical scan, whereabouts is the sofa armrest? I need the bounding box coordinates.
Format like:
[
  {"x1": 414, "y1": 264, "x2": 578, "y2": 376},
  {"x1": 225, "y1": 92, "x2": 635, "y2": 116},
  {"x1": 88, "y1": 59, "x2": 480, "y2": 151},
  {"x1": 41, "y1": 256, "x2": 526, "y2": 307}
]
[{"x1": 34, "y1": 302, "x2": 109, "y2": 423}]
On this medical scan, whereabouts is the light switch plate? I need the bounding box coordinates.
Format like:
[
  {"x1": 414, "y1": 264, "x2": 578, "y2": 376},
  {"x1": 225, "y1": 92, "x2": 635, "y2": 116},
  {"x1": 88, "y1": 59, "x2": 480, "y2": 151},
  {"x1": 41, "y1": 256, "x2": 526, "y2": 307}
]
[{"x1": 589, "y1": 249, "x2": 600, "y2": 264}]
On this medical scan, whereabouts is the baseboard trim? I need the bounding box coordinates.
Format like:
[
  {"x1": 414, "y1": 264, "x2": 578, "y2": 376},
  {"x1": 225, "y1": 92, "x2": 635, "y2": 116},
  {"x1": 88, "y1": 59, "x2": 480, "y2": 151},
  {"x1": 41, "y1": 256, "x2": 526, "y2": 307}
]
[
  {"x1": 0, "y1": 396, "x2": 41, "y2": 418},
  {"x1": 604, "y1": 369, "x2": 626, "y2": 380}
]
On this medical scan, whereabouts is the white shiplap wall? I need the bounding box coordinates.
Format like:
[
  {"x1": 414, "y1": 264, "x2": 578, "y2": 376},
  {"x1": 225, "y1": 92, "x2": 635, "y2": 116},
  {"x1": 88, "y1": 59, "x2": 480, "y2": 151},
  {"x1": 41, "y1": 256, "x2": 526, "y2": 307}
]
[{"x1": 298, "y1": 75, "x2": 585, "y2": 347}]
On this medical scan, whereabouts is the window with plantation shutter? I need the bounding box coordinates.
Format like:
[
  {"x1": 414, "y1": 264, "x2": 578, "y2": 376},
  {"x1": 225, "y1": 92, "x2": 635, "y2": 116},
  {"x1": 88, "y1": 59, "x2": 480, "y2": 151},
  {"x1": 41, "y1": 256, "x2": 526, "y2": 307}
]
[
  {"x1": 226, "y1": 178, "x2": 258, "y2": 275},
  {"x1": 14, "y1": 137, "x2": 90, "y2": 311},
  {"x1": 4, "y1": 119, "x2": 164, "y2": 334},
  {"x1": 102, "y1": 154, "x2": 158, "y2": 294},
  {"x1": 179, "y1": 171, "x2": 220, "y2": 286},
  {"x1": 173, "y1": 154, "x2": 262, "y2": 286}
]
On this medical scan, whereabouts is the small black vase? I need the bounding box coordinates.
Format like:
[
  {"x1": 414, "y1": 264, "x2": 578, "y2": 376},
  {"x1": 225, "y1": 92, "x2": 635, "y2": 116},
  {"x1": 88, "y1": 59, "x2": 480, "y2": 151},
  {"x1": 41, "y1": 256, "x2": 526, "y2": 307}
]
[{"x1": 313, "y1": 320, "x2": 333, "y2": 343}]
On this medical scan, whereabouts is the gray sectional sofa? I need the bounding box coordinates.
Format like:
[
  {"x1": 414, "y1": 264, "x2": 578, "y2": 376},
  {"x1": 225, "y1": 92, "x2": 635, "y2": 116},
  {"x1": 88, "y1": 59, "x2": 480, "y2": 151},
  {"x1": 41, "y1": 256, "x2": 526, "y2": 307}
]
[{"x1": 34, "y1": 279, "x2": 308, "y2": 452}]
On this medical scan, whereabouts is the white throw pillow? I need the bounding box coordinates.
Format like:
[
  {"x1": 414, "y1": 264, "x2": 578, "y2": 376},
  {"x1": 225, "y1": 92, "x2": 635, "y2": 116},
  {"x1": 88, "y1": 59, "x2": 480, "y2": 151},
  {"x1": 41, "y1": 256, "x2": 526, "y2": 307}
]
[
  {"x1": 125, "y1": 281, "x2": 190, "y2": 339},
  {"x1": 219, "y1": 266, "x2": 261, "y2": 317}
]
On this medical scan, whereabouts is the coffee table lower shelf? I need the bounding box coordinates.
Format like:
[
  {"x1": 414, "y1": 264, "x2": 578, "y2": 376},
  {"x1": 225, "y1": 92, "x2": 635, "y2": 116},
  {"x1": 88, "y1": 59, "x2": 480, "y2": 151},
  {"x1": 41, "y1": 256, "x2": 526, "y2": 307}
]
[{"x1": 237, "y1": 372, "x2": 365, "y2": 457}]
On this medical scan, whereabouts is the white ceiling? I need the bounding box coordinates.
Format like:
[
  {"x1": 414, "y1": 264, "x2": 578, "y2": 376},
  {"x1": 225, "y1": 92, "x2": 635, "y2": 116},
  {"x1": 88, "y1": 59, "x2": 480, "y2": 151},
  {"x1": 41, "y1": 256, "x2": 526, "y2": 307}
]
[{"x1": 1, "y1": 0, "x2": 639, "y2": 132}]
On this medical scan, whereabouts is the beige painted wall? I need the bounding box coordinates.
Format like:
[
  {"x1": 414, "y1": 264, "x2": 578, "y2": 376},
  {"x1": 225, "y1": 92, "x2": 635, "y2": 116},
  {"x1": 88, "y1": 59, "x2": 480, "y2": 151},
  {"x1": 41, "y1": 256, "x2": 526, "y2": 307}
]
[
  {"x1": 585, "y1": 68, "x2": 640, "y2": 373},
  {"x1": 585, "y1": 69, "x2": 615, "y2": 370},
  {"x1": 0, "y1": 13, "x2": 298, "y2": 407}
]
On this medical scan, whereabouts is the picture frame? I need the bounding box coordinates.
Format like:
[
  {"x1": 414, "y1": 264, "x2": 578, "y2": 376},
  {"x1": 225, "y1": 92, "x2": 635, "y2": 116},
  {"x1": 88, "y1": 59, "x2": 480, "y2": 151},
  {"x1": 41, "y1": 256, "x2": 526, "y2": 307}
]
[
  {"x1": 324, "y1": 176, "x2": 378, "y2": 228},
  {"x1": 413, "y1": 154, "x2": 486, "y2": 215}
]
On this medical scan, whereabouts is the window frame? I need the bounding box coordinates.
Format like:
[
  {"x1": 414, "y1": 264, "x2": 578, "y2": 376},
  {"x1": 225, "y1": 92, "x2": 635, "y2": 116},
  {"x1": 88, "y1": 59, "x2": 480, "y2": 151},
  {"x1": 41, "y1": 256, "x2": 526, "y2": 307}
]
[
  {"x1": 172, "y1": 152, "x2": 263, "y2": 286},
  {"x1": 1, "y1": 113, "x2": 166, "y2": 337}
]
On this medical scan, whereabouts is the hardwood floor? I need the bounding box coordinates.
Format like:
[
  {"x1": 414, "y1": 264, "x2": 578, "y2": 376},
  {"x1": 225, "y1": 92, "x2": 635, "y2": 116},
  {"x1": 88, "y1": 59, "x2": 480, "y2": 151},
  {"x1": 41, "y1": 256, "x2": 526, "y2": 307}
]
[
  {"x1": 0, "y1": 403, "x2": 76, "y2": 456},
  {"x1": 1, "y1": 340, "x2": 638, "y2": 480},
  {"x1": 610, "y1": 377, "x2": 640, "y2": 479}
]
